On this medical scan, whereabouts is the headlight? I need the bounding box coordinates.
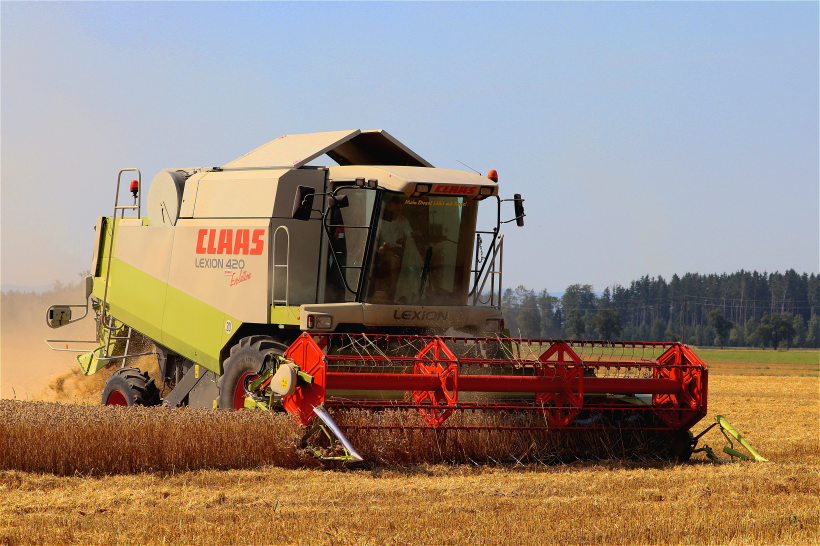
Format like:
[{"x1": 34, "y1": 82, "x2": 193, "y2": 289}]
[
  {"x1": 485, "y1": 318, "x2": 504, "y2": 333},
  {"x1": 315, "y1": 315, "x2": 332, "y2": 329},
  {"x1": 413, "y1": 183, "x2": 431, "y2": 196}
]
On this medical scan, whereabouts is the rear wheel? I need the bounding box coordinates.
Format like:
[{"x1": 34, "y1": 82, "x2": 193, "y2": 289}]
[
  {"x1": 218, "y1": 336, "x2": 288, "y2": 410},
  {"x1": 101, "y1": 367, "x2": 161, "y2": 406}
]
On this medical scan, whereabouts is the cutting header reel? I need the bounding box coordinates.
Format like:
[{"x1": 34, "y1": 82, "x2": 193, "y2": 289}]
[{"x1": 240, "y1": 332, "x2": 708, "y2": 462}]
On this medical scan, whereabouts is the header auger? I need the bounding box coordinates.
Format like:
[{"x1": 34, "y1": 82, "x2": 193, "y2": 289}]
[{"x1": 47, "y1": 129, "x2": 712, "y2": 463}]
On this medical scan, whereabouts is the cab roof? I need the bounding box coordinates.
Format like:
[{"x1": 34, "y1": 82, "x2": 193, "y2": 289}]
[
  {"x1": 327, "y1": 165, "x2": 494, "y2": 194},
  {"x1": 224, "y1": 130, "x2": 433, "y2": 169}
]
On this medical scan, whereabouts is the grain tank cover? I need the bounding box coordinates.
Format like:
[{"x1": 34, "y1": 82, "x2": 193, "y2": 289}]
[
  {"x1": 146, "y1": 170, "x2": 186, "y2": 226},
  {"x1": 223, "y1": 130, "x2": 433, "y2": 169}
]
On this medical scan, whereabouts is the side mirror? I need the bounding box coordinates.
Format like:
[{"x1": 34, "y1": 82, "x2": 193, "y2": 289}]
[
  {"x1": 292, "y1": 186, "x2": 316, "y2": 221},
  {"x1": 513, "y1": 194, "x2": 525, "y2": 227},
  {"x1": 328, "y1": 194, "x2": 349, "y2": 210},
  {"x1": 85, "y1": 275, "x2": 93, "y2": 300},
  {"x1": 47, "y1": 306, "x2": 72, "y2": 328}
]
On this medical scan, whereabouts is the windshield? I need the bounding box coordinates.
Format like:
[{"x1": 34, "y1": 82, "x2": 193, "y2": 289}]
[{"x1": 363, "y1": 192, "x2": 477, "y2": 305}]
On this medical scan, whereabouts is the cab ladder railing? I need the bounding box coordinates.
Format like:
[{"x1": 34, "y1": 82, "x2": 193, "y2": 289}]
[
  {"x1": 471, "y1": 232, "x2": 504, "y2": 309},
  {"x1": 99, "y1": 169, "x2": 141, "y2": 334}
]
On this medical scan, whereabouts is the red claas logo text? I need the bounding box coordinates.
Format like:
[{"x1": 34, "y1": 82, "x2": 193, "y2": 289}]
[
  {"x1": 433, "y1": 185, "x2": 476, "y2": 195},
  {"x1": 196, "y1": 229, "x2": 264, "y2": 255}
]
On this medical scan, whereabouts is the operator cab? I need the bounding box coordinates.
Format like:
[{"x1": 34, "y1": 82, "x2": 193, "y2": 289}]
[{"x1": 324, "y1": 188, "x2": 478, "y2": 306}]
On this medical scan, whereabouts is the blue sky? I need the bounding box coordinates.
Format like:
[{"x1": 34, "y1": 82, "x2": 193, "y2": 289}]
[{"x1": 2, "y1": 2, "x2": 818, "y2": 293}]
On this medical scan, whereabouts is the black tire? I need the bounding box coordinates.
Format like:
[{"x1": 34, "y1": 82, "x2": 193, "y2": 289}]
[
  {"x1": 102, "y1": 367, "x2": 161, "y2": 406},
  {"x1": 218, "y1": 336, "x2": 287, "y2": 410}
]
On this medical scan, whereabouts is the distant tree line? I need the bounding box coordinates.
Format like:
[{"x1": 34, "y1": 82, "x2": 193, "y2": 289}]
[
  {"x1": 1, "y1": 274, "x2": 89, "y2": 336},
  {"x1": 499, "y1": 269, "x2": 820, "y2": 349}
]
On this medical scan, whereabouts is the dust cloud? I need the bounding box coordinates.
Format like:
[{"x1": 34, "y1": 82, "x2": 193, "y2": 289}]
[{"x1": 1, "y1": 282, "x2": 160, "y2": 404}]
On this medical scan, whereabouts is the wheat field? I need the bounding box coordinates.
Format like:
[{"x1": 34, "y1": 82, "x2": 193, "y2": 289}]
[
  {"x1": 0, "y1": 399, "x2": 702, "y2": 474},
  {"x1": 1, "y1": 360, "x2": 818, "y2": 545}
]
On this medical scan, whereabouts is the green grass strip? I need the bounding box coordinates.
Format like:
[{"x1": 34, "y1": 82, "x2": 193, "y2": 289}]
[{"x1": 693, "y1": 349, "x2": 820, "y2": 366}]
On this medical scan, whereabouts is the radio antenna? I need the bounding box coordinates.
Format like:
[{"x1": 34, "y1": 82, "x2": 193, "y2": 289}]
[{"x1": 456, "y1": 160, "x2": 481, "y2": 176}]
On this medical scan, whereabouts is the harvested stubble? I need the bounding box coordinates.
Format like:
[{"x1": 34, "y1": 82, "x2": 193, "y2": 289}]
[{"x1": 1, "y1": 452, "x2": 818, "y2": 545}]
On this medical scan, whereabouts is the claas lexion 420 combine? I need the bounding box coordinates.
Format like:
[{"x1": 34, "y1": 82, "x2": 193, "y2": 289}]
[{"x1": 47, "y1": 129, "x2": 715, "y2": 463}]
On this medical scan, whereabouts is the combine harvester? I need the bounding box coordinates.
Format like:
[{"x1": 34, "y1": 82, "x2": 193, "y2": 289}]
[{"x1": 47, "y1": 130, "x2": 710, "y2": 462}]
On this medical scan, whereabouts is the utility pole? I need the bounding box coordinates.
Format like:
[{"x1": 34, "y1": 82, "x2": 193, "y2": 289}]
[{"x1": 682, "y1": 296, "x2": 687, "y2": 345}]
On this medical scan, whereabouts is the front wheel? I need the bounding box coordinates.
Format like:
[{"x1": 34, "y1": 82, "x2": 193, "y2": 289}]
[
  {"x1": 217, "y1": 336, "x2": 287, "y2": 410},
  {"x1": 101, "y1": 368, "x2": 161, "y2": 406}
]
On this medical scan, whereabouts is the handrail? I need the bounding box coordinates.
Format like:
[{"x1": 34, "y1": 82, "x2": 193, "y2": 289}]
[
  {"x1": 272, "y1": 226, "x2": 290, "y2": 307},
  {"x1": 44, "y1": 339, "x2": 99, "y2": 352},
  {"x1": 472, "y1": 233, "x2": 504, "y2": 309},
  {"x1": 100, "y1": 169, "x2": 141, "y2": 333}
]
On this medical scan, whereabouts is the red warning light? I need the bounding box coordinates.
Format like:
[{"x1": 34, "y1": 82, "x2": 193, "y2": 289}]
[
  {"x1": 487, "y1": 170, "x2": 498, "y2": 182},
  {"x1": 130, "y1": 180, "x2": 139, "y2": 198}
]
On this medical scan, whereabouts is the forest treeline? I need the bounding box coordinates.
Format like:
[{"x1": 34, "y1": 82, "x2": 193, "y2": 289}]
[
  {"x1": 499, "y1": 269, "x2": 820, "y2": 348},
  {"x1": 4, "y1": 270, "x2": 819, "y2": 349},
  {"x1": 1, "y1": 277, "x2": 87, "y2": 334}
]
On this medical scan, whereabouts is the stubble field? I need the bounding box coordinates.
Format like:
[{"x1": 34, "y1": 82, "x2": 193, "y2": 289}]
[{"x1": 1, "y1": 353, "x2": 818, "y2": 545}]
